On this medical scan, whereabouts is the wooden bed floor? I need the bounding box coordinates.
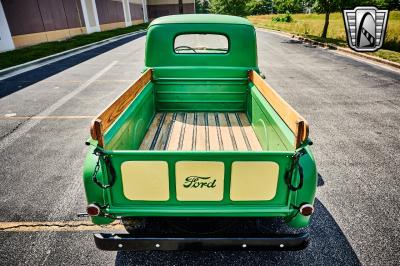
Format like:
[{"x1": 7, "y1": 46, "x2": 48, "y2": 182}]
[{"x1": 139, "y1": 112, "x2": 262, "y2": 151}]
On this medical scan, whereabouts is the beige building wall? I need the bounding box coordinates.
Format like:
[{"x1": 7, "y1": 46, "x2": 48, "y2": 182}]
[
  {"x1": 1, "y1": 0, "x2": 195, "y2": 51},
  {"x1": 13, "y1": 28, "x2": 87, "y2": 48}
]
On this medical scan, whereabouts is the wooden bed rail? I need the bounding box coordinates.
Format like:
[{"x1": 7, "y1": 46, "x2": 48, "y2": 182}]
[
  {"x1": 90, "y1": 69, "x2": 153, "y2": 147},
  {"x1": 248, "y1": 70, "x2": 309, "y2": 148}
]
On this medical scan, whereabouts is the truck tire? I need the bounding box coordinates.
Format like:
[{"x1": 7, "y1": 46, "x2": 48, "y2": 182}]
[{"x1": 122, "y1": 218, "x2": 147, "y2": 234}]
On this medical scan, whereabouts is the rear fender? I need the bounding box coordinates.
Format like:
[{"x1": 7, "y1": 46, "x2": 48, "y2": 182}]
[
  {"x1": 83, "y1": 144, "x2": 114, "y2": 225},
  {"x1": 287, "y1": 146, "x2": 317, "y2": 228}
]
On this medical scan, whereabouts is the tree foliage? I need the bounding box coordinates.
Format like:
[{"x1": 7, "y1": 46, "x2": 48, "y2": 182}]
[
  {"x1": 208, "y1": 0, "x2": 248, "y2": 16},
  {"x1": 207, "y1": 0, "x2": 399, "y2": 16},
  {"x1": 246, "y1": 0, "x2": 273, "y2": 15},
  {"x1": 273, "y1": 0, "x2": 305, "y2": 13},
  {"x1": 195, "y1": 0, "x2": 210, "y2": 13}
]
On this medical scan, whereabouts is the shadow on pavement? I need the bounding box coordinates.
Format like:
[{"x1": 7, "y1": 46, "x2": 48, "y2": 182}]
[
  {"x1": 0, "y1": 32, "x2": 146, "y2": 98},
  {"x1": 282, "y1": 39, "x2": 317, "y2": 49},
  {"x1": 318, "y1": 173, "x2": 325, "y2": 187},
  {"x1": 114, "y1": 199, "x2": 360, "y2": 265}
]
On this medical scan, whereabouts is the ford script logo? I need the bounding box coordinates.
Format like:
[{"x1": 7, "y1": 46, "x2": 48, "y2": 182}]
[{"x1": 183, "y1": 176, "x2": 216, "y2": 188}]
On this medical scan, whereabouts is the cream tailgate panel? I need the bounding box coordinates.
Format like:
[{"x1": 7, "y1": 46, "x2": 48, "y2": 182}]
[
  {"x1": 230, "y1": 161, "x2": 279, "y2": 201},
  {"x1": 176, "y1": 161, "x2": 224, "y2": 201},
  {"x1": 121, "y1": 161, "x2": 169, "y2": 201}
]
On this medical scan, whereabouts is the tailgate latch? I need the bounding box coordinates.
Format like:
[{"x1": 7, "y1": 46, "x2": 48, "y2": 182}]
[
  {"x1": 285, "y1": 149, "x2": 306, "y2": 191},
  {"x1": 92, "y1": 149, "x2": 116, "y2": 189}
]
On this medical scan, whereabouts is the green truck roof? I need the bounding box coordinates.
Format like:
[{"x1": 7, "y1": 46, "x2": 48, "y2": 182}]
[{"x1": 149, "y1": 14, "x2": 254, "y2": 27}]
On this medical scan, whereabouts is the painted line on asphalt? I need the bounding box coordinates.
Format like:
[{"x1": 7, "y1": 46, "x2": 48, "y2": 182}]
[
  {"x1": 0, "y1": 221, "x2": 124, "y2": 232},
  {"x1": 0, "y1": 115, "x2": 95, "y2": 120},
  {"x1": 0, "y1": 61, "x2": 118, "y2": 151}
]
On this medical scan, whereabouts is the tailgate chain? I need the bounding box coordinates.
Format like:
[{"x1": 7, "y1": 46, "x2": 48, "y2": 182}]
[
  {"x1": 285, "y1": 149, "x2": 306, "y2": 191},
  {"x1": 92, "y1": 150, "x2": 116, "y2": 189}
]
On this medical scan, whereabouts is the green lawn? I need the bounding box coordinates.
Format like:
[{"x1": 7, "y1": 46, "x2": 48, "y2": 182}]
[
  {"x1": 0, "y1": 23, "x2": 148, "y2": 71},
  {"x1": 248, "y1": 11, "x2": 400, "y2": 63}
]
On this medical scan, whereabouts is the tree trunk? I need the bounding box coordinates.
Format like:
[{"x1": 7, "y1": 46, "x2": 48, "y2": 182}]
[{"x1": 321, "y1": 11, "x2": 330, "y2": 40}]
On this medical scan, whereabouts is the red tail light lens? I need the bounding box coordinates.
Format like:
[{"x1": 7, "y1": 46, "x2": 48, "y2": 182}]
[
  {"x1": 86, "y1": 204, "x2": 100, "y2": 216},
  {"x1": 299, "y1": 204, "x2": 314, "y2": 216}
]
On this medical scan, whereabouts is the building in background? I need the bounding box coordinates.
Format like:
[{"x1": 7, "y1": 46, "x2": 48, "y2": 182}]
[
  {"x1": 147, "y1": 0, "x2": 194, "y2": 20},
  {"x1": 0, "y1": 0, "x2": 194, "y2": 52}
]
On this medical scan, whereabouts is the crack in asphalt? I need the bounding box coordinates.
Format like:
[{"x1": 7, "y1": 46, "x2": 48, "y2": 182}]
[
  {"x1": 0, "y1": 120, "x2": 25, "y2": 141},
  {"x1": 0, "y1": 221, "x2": 123, "y2": 232}
]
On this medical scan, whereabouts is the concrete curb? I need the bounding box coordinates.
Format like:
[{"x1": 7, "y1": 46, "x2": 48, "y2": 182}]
[
  {"x1": 0, "y1": 29, "x2": 147, "y2": 80},
  {"x1": 258, "y1": 28, "x2": 400, "y2": 70}
]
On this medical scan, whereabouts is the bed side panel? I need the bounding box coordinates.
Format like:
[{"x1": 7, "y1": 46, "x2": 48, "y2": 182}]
[
  {"x1": 104, "y1": 83, "x2": 156, "y2": 150},
  {"x1": 247, "y1": 83, "x2": 294, "y2": 151}
]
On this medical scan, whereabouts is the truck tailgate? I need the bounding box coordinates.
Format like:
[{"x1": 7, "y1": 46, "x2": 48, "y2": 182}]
[{"x1": 100, "y1": 149, "x2": 294, "y2": 217}]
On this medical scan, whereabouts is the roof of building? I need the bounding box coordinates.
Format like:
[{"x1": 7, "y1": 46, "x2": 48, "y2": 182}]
[{"x1": 149, "y1": 14, "x2": 253, "y2": 27}]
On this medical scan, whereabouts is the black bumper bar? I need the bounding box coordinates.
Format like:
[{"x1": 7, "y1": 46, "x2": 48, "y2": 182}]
[{"x1": 94, "y1": 232, "x2": 309, "y2": 251}]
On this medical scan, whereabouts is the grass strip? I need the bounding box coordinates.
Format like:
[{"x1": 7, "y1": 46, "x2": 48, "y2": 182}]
[
  {"x1": 248, "y1": 12, "x2": 400, "y2": 64},
  {"x1": 0, "y1": 23, "x2": 148, "y2": 71}
]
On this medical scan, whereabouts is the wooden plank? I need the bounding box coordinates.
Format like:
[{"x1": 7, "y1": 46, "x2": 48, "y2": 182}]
[
  {"x1": 181, "y1": 113, "x2": 194, "y2": 150},
  {"x1": 139, "y1": 113, "x2": 163, "y2": 150},
  {"x1": 91, "y1": 69, "x2": 152, "y2": 147},
  {"x1": 166, "y1": 113, "x2": 184, "y2": 151},
  {"x1": 217, "y1": 113, "x2": 234, "y2": 151},
  {"x1": 238, "y1": 113, "x2": 263, "y2": 151},
  {"x1": 139, "y1": 112, "x2": 263, "y2": 151},
  {"x1": 195, "y1": 113, "x2": 207, "y2": 151},
  {"x1": 162, "y1": 113, "x2": 177, "y2": 150},
  {"x1": 249, "y1": 70, "x2": 309, "y2": 148},
  {"x1": 91, "y1": 119, "x2": 104, "y2": 148},
  {"x1": 227, "y1": 113, "x2": 249, "y2": 151},
  {"x1": 153, "y1": 113, "x2": 174, "y2": 150},
  {"x1": 208, "y1": 113, "x2": 221, "y2": 151}
]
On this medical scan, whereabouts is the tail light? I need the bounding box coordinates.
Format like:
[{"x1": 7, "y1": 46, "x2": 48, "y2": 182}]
[
  {"x1": 86, "y1": 204, "x2": 101, "y2": 216},
  {"x1": 299, "y1": 204, "x2": 314, "y2": 216}
]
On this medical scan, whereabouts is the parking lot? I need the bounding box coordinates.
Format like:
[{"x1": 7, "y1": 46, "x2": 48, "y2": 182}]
[{"x1": 0, "y1": 30, "x2": 399, "y2": 265}]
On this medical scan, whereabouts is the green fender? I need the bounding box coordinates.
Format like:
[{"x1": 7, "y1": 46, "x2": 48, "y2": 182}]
[
  {"x1": 287, "y1": 145, "x2": 318, "y2": 228},
  {"x1": 82, "y1": 144, "x2": 115, "y2": 225}
]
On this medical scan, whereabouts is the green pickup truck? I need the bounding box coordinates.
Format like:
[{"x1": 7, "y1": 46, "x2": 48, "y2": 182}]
[{"x1": 83, "y1": 14, "x2": 317, "y2": 251}]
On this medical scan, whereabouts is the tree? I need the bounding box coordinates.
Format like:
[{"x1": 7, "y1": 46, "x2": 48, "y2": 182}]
[
  {"x1": 203, "y1": 0, "x2": 210, "y2": 12},
  {"x1": 209, "y1": 0, "x2": 248, "y2": 16},
  {"x1": 195, "y1": 0, "x2": 210, "y2": 13},
  {"x1": 195, "y1": 0, "x2": 202, "y2": 13},
  {"x1": 246, "y1": 0, "x2": 273, "y2": 15},
  {"x1": 312, "y1": 0, "x2": 340, "y2": 40}
]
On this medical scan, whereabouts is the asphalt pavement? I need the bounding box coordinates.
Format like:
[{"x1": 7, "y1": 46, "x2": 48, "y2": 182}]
[{"x1": 0, "y1": 30, "x2": 399, "y2": 265}]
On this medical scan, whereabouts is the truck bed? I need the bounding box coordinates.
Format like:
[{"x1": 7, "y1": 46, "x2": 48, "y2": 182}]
[{"x1": 139, "y1": 112, "x2": 262, "y2": 151}]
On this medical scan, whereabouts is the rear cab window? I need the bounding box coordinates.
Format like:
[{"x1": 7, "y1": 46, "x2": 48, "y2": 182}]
[{"x1": 174, "y1": 34, "x2": 229, "y2": 54}]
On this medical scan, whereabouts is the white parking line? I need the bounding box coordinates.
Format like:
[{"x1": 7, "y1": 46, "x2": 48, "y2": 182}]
[{"x1": 0, "y1": 61, "x2": 118, "y2": 151}]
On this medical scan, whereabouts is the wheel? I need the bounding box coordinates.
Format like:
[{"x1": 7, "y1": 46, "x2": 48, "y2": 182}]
[
  {"x1": 166, "y1": 217, "x2": 239, "y2": 234},
  {"x1": 122, "y1": 217, "x2": 146, "y2": 234}
]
